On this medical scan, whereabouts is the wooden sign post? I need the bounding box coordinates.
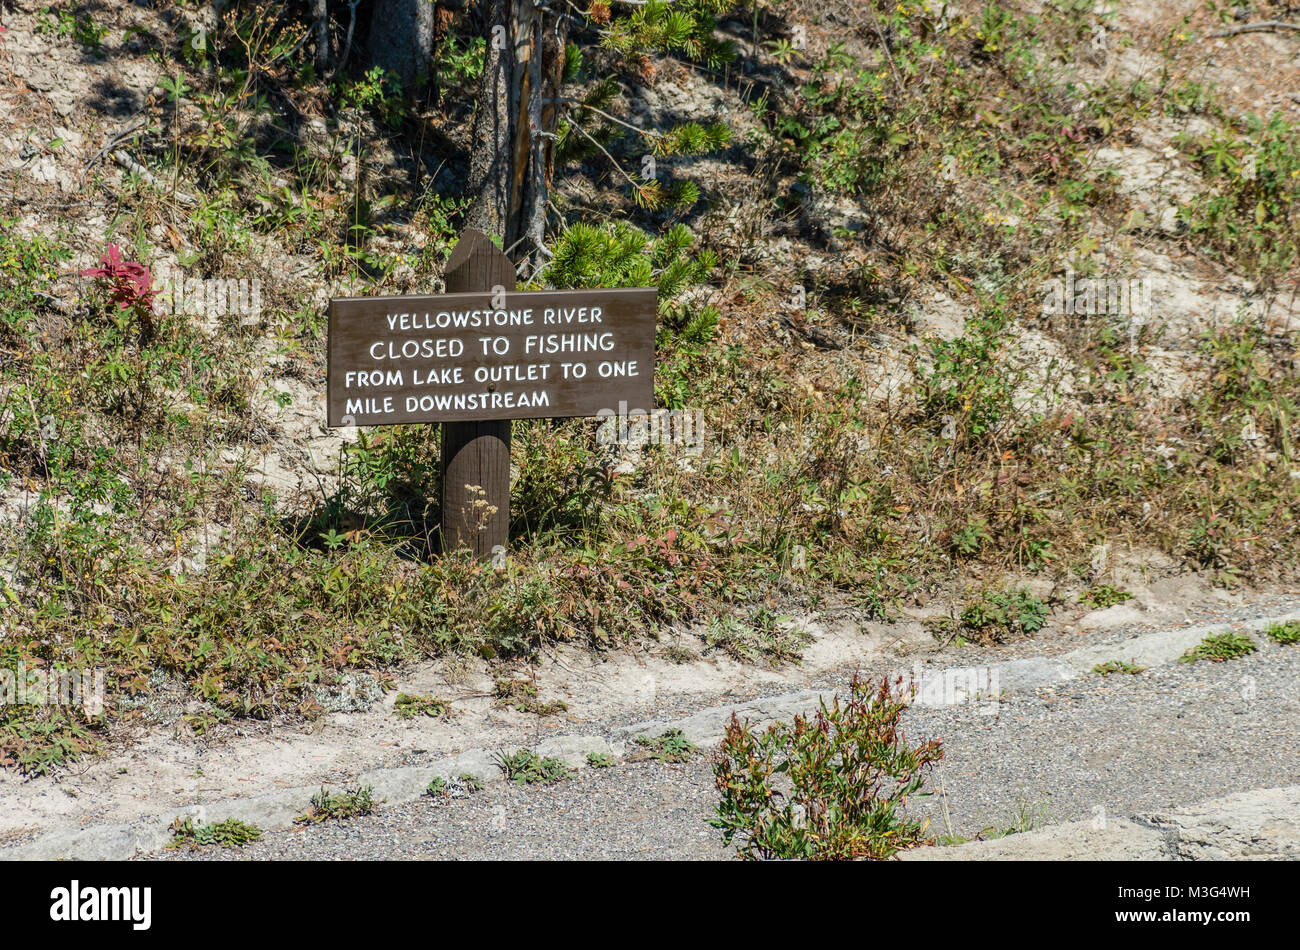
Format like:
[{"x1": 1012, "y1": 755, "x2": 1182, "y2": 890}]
[
  {"x1": 440, "y1": 229, "x2": 516, "y2": 556},
  {"x1": 327, "y1": 229, "x2": 657, "y2": 557}
]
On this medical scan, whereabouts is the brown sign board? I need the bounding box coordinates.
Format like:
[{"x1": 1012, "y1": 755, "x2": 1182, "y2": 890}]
[{"x1": 327, "y1": 288, "x2": 657, "y2": 427}]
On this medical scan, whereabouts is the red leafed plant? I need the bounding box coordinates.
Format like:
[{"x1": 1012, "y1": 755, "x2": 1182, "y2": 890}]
[
  {"x1": 710, "y1": 674, "x2": 944, "y2": 860},
  {"x1": 80, "y1": 243, "x2": 157, "y2": 338}
]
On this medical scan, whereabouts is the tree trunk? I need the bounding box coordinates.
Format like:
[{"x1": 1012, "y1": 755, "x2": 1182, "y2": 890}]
[
  {"x1": 464, "y1": 0, "x2": 512, "y2": 240},
  {"x1": 368, "y1": 0, "x2": 436, "y2": 89},
  {"x1": 528, "y1": 11, "x2": 568, "y2": 260},
  {"x1": 312, "y1": 0, "x2": 331, "y2": 73},
  {"x1": 463, "y1": 0, "x2": 567, "y2": 271}
]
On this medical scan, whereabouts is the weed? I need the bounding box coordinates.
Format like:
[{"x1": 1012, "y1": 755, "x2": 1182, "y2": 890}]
[
  {"x1": 1080, "y1": 585, "x2": 1134, "y2": 610},
  {"x1": 295, "y1": 785, "x2": 380, "y2": 824},
  {"x1": 1265, "y1": 621, "x2": 1300, "y2": 645},
  {"x1": 35, "y1": 6, "x2": 108, "y2": 54},
  {"x1": 79, "y1": 244, "x2": 158, "y2": 341},
  {"x1": 495, "y1": 749, "x2": 574, "y2": 785},
  {"x1": 919, "y1": 308, "x2": 1016, "y2": 442},
  {"x1": 702, "y1": 609, "x2": 811, "y2": 666},
  {"x1": 663, "y1": 644, "x2": 700, "y2": 664},
  {"x1": 586, "y1": 751, "x2": 616, "y2": 768},
  {"x1": 1003, "y1": 794, "x2": 1053, "y2": 834},
  {"x1": 183, "y1": 709, "x2": 231, "y2": 736},
  {"x1": 493, "y1": 677, "x2": 569, "y2": 717},
  {"x1": 937, "y1": 793, "x2": 1052, "y2": 845},
  {"x1": 426, "y1": 773, "x2": 484, "y2": 797},
  {"x1": 432, "y1": 33, "x2": 486, "y2": 92},
  {"x1": 393, "y1": 693, "x2": 451, "y2": 720},
  {"x1": 0, "y1": 707, "x2": 101, "y2": 776},
  {"x1": 635, "y1": 729, "x2": 698, "y2": 764},
  {"x1": 166, "y1": 816, "x2": 262, "y2": 850},
  {"x1": 1180, "y1": 633, "x2": 1257, "y2": 664},
  {"x1": 959, "y1": 588, "x2": 1048, "y2": 642},
  {"x1": 337, "y1": 65, "x2": 408, "y2": 128},
  {"x1": 711, "y1": 675, "x2": 943, "y2": 861},
  {"x1": 1178, "y1": 113, "x2": 1300, "y2": 285},
  {"x1": 1092, "y1": 659, "x2": 1145, "y2": 676},
  {"x1": 950, "y1": 516, "x2": 992, "y2": 557}
]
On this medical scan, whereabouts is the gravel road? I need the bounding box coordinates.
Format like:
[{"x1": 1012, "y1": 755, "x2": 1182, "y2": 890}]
[{"x1": 158, "y1": 629, "x2": 1300, "y2": 860}]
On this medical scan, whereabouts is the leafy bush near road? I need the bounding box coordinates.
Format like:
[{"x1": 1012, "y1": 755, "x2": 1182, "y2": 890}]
[
  {"x1": 711, "y1": 675, "x2": 943, "y2": 861},
  {"x1": 295, "y1": 785, "x2": 380, "y2": 823},
  {"x1": 1180, "y1": 632, "x2": 1257, "y2": 664},
  {"x1": 959, "y1": 588, "x2": 1048, "y2": 642},
  {"x1": 496, "y1": 749, "x2": 574, "y2": 785},
  {"x1": 166, "y1": 817, "x2": 263, "y2": 850},
  {"x1": 1265, "y1": 621, "x2": 1300, "y2": 645}
]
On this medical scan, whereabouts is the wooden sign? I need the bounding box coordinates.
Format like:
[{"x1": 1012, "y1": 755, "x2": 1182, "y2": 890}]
[
  {"x1": 328, "y1": 288, "x2": 656, "y2": 426},
  {"x1": 326, "y1": 228, "x2": 658, "y2": 558}
]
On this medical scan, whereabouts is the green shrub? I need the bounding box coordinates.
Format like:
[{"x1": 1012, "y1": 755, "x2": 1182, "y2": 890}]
[
  {"x1": 166, "y1": 816, "x2": 262, "y2": 850},
  {"x1": 960, "y1": 588, "x2": 1048, "y2": 642},
  {"x1": 495, "y1": 749, "x2": 574, "y2": 785},
  {"x1": 919, "y1": 308, "x2": 1016, "y2": 441},
  {"x1": 710, "y1": 675, "x2": 943, "y2": 860},
  {"x1": 295, "y1": 785, "x2": 379, "y2": 823},
  {"x1": 393, "y1": 693, "x2": 451, "y2": 720},
  {"x1": 1265, "y1": 621, "x2": 1300, "y2": 645},
  {"x1": 1180, "y1": 632, "x2": 1257, "y2": 664},
  {"x1": 539, "y1": 221, "x2": 716, "y2": 308},
  {"x1": 1179, "y1": 113, "x2": 1300, "y2": 284},
  {"x1": 1080, "y1": 585, "x2": 1133, "y2": 610},
  {"x1": 635, "y1": 728, "x2": 698, "y2": 764}
]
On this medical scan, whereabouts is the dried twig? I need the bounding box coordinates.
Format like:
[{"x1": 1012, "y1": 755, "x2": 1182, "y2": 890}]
[
  {"x1": 1208, "y1": 20, "x2": 1300, "y2": 38},
  {"x1": 81, "y1": 118, "x2": 148, "y2": 185},
  {"x1": 561, "y1": 109, "x2": 647, "y2": 196},
  {"x1": 330, "y1": 0, "x2": 361, "y2": 79},
  {"x1": 112, "y1": 150, "x2": 197, "y2": 206}
]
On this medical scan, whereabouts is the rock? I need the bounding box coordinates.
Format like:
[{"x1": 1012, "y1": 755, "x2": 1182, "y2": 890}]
[
  {"x1": 901, "y1": 785, "x2": 1300, "y2": 860},
  {"x1": 439, "y1": 748, "x2": 504, "y2": 785},
  {"x1": 535, "y1": 735, "x2": 619, "y2": 768},
  {"x1": 987, "y1": 656, "x2": 1075, "y2": 691},
  {"x1": 1152, "y1": 785, "x2": 1300, "y2": 860},
  {"x1": 801, "y1": 192, "x2": 870, "y2": 246},
  {"x1": 899, "y1": 817, "x2": 1168, "y2": 860},
  {"x1": 911, "y1": 292, "x2": 969, "y2": 341},
  {"x1": 615, "y1": 690, "x2": 833, "y2": 747},
  {"x1": 355, "y1": 766, "x2": 440, "y2": 804},
  {"x1": 1078, "y1": 603, "x2": 1147, "y2": 630},
  {"x1": 2, "y1": 822, "x2": 170, "y2": 861}
]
